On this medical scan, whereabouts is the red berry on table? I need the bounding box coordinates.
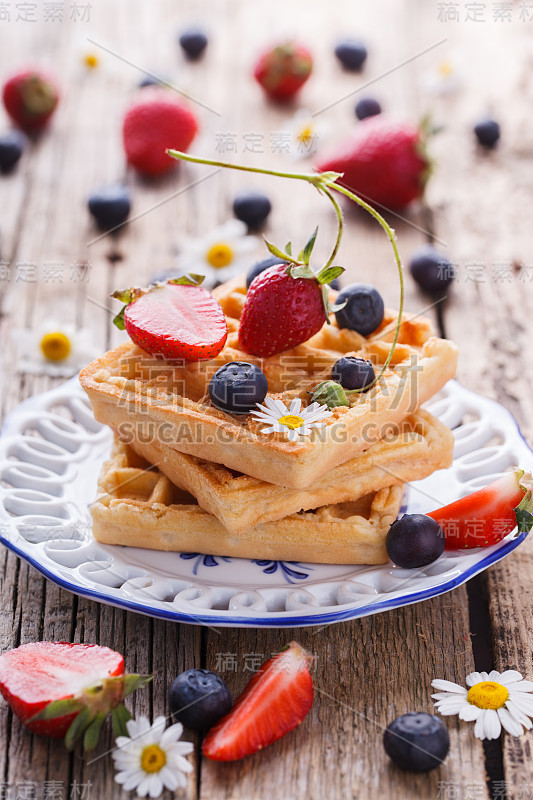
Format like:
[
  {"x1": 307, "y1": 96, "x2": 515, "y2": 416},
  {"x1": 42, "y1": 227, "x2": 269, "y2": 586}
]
[
  {"x1": 2, "y1": 68, "x2": 59, "y2": 133},
  {"x1": 113, "y1": 280, "x2": 228, "y2": 362},
  {"x1": 427, "y1": 468, "x2": 533, "y2": 549},
  {"x1": 122, "y1": 88, "x2": 198, "y2": 176},
  {"x1": 238, "y1": 264, "x2": 328, "y2": 357},
  {"x1": 0, "y1": 642, "x2": 151, "y2": 751},
  {"x1": 316, "y1": 115, "x2": 429, "y2": 210},
  {"x1": 253, "y1": 42, "x2": 313, "y2": 101},
  {"x1": 202, "y1": 641, "x2": 314, "y2": 761}
]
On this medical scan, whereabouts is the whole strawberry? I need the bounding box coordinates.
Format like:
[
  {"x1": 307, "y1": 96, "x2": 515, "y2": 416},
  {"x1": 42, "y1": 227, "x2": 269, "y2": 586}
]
[
  {"x1": 254, "y1": 42, "x2": 313, "y2": 101},
  {"x1": 122, "y1": 88, "x2": 198, "y2": 176},
  {"x1": 238, "y1": 231, "x2": 344, "y2": 357},
  {"x1": 0, "y1": 642, "x2": 151, "y2": 751},
  {"x1": 316, "y1": 115, "x2": 429, "y2": 209},
  {"x1": 2, "y1": 68, "x2": 59, "y2": 132}
]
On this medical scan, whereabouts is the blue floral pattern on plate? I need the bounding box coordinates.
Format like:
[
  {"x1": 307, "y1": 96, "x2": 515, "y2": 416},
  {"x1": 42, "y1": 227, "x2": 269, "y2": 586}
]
[
  {"x1": 179, "y1": 552, "x2": 232, "y2": 576},
  {"x1": 252, "y1": 560, "x2": 312, "y2": 584}
]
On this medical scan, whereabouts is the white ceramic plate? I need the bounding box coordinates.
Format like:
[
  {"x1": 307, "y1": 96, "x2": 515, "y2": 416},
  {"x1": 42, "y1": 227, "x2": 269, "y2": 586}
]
[{"x1": 0, "y1": 379, "x2": 531, "y2": 628}]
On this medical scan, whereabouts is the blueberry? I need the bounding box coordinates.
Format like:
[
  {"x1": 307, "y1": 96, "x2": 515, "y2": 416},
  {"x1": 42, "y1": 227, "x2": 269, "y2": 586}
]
[
  {"x1": 246, "y1": 255, "x2": 286, "y2": 288},
  {"x1": 332, "y1": 356, "x2": 375, "y2": 391},
  {"x1": 88, "y1": 185, "x2": 131, "y2": 230},
  {"x1": 334, "y1": 39, "x2": 368, "y2": 71},
  {"x1": 0, "y1": 130, "x2": 26, "y2": 173},
  {"x1": 386, "y1": 514, "x2": 445, "y2": 569},
  {"x1": 474, "y1": 117, "x2": 500, "y2": 149},
  {"x1": 384, "y1": 713, "x2": 449, "y2": 772},
  {"x1": 178, "y1": 28, "x2": 209, "y2": 60},
  {"x1": 168, "y1": 669, "x2": 232, "y2": 731},
  {"x1": 355, "y1": 96, "x2": 382, "y2": 121},
  {"x1": 209, "y1": 361, "x2": 268, "y2": 414},
  {"x1": 329, "y1": 277, "x2": 341, "y2": 291},
  {"x1": 409, "y1": 244, "x2": 454, "y2": 295},
  {"x1": 138, "y1": 75, "x2": 169, "y2": 89},
  {"x1": 334, "y1": 283, "x2": 384, "y2": 335},
  {"x1": 233, "y1": 191, "x2": 272, "y2": 230}
]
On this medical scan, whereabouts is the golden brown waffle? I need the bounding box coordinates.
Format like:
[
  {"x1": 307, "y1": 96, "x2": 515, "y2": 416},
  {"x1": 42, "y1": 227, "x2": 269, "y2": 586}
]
[
  {"x1": 80, "y1": 276, "x2": 458, "y2": 489},
  {"x1": 91, "y1": 441, "x2": 404, "y2": 565},
  {"x1": 121, "y1": 408, "x2": 452, "y2": 535}
]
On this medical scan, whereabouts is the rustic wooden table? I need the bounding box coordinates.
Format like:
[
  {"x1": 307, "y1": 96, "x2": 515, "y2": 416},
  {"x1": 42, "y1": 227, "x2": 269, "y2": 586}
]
[{"x1": 1, "y1": 1, "x2": 533, "y2": 798}]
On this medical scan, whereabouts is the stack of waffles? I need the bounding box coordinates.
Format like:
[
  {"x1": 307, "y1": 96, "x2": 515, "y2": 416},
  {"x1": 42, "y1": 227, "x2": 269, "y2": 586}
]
[{"x1": 80, "y1": 277, "x2": 458, "y2": 565}]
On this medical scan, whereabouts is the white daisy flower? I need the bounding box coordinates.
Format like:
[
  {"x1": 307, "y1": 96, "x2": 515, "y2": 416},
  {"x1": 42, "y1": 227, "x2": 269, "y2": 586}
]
[
  {"x1": 112, "y1": 715, "x2": 193, "y2": 798},
  {"x1": 12, "y1": 320, "x2": 100, "y2": 378},
  {"x1": 432, "y1": 670, "x2": 533, "y2": 740},
  {"x1": 176, "y1": 219, "x2": 258, "y2": 288},
  {"x1": 251, "y1": 396, "x2": 332, "y2": 442},
  {"x1": 278, "y1": 110, "x2": 329, "y2": 160},
  {"x1": 423, "y1": 55, "x2": 463, "y2": 96}
]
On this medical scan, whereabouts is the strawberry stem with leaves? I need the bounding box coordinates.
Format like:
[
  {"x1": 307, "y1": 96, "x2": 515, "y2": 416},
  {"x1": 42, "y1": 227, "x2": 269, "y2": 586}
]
[{"x1": 166, "y1": 149, "x2": 405, "y2": 395}]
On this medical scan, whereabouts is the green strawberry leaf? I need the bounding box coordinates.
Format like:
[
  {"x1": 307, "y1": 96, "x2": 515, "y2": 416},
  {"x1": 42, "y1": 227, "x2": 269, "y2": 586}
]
[
  {"x1": 264, "y1": 238, "x2": 299, "y2": 264},
  {"x1": 83, "y1": 712, "x2": 107, "y2": 753},
  {"x1": 285, "y1": 241, "x2": 292, "y2": 257},
  {"x1": 29, "y1": 698, "x2": 84, "y2": 722},
  {"x1": 316, "y1": 265, "x2": 344, "y2": 286},
  {"x1": 65, "y1": 707, "x2": 93, "y2": 751},
  {"x1": 113, "y1": 306, "x2": 127, "y2": 331},
  {"x1": 121, "y1": 673, "x2": 153, "y2": 698},
  {"x1": 112, "y1": 703, "x2": 132, "y2": 738},
  {"x1": 298, "y1": 226, "x2": 318, "y2": 265},
  {"x1": 111, "y1": 288, "x2": 136, "y2": 304},
  {"x1": 168, "y1": 273, "x2": 205, "y2": 286},
  {"x1": 286, "y1": 264, "x2": 316, "y2": 280},
  {"x1": 516, "y1": 509, "x2": 533, "y2": 535}
]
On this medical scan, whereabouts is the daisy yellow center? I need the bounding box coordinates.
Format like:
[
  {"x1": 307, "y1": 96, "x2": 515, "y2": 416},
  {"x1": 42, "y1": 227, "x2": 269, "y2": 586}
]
[
  {"x1": 206, "y1": 242, "x2": 233, "y2": 268},
  {"x1": 438, "y1": 60, "x2": 453, "y2": 77},
  {"x1": 467, "y1": 681, "x2": 509, "y2": 710},
  {"x1": 278, "y1": 414, "x2": 304, "y2": 430},
  {"x1": 84, "y1": 53, "x2": 99, "y2": 69},
  {"x1": 140, "y1": 744, "x2": 167, "y2": 774},
  {"x1": 40, "y1": 332, "x2": 71, "y2": 362},
  {"x1": 297, "y1": 124, "x2": 313, "y2": 146}
]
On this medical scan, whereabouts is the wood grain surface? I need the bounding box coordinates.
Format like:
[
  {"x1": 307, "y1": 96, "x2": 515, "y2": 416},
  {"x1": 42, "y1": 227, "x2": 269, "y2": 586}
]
[{"x1": 1, "y1": 1, "x2": 532, "y2": 798}]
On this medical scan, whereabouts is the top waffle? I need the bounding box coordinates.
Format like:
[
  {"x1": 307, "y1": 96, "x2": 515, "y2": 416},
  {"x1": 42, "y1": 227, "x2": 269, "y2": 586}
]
[{"x1": 80, "y1": 276, "x2": 458, "y2": 489}]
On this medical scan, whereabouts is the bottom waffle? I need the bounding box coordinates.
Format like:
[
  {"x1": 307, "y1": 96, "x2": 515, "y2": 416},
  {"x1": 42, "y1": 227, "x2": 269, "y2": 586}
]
[
  {"x1": 91, "y1": 441, "x2": 404, "y2": 565},
  {"x1": 120, "y1": 408, "x2": 452, "y2": 535}
]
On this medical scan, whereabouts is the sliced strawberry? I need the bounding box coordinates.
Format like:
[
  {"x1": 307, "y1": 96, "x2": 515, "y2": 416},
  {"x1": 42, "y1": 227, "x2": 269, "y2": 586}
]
[
  {"x1": 113, "y1": 279, "x2": 228, "y2": 361},
  {"x1": 0, "y1": 642, "x2": 151, "y2": 750},
  {"x1": 202, "y1": 641, "x2": 313, "y2": 761},
  {"x1": 427, "y1": 468, "x2": 533, "y2": 549}
]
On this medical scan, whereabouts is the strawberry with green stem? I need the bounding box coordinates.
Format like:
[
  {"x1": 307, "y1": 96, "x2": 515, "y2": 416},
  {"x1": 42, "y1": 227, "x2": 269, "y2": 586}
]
[
  {"x1": 166, "y1": 148, "x2": 404, "y2": 394},
  {"x1": 0, "y1": 642, "x2": 152, "y2": 752}
]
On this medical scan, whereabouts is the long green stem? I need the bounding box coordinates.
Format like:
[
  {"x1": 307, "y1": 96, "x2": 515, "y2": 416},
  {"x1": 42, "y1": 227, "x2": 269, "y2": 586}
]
[
  {"x1": 167, "y1": 149, "x2": 405, "y2": 393},
  {"x1": 329, "y1": 183, "x2": 405, "y2": 392},
  {"x1": 167, "y1": 149, "x2": 325, "y2": 187},
  {"x1": 321, "y1": 186, "x2": 344, "y2": 270}
]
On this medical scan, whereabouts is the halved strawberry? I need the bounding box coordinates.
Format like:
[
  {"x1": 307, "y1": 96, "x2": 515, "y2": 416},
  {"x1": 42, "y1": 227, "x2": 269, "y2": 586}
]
[
  {"x1": 112, "y1": 276, "x2": 228, "y2": 361},
  {"x1": 202, "y1": 641, "x2": 313, "y2": 761},
  {"x1": 0, "y1": 642, "x2": 151, "y2": 751},
  {"x1": 427, "y1": 468, "x2": 533, "y2": 549}
]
